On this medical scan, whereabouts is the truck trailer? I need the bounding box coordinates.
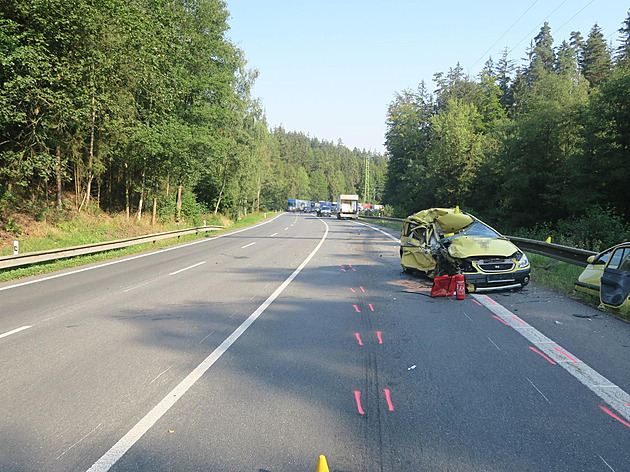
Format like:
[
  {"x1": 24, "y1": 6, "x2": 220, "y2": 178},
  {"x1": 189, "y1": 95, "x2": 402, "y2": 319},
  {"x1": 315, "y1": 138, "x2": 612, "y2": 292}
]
[{"x1": 337, "y1": 194, "x2": 359, "y2": 219}]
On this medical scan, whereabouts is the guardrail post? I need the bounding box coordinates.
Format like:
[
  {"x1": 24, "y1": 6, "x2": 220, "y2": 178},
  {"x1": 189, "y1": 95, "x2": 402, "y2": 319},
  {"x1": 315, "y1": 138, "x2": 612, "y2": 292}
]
[{"x1": 13, "y1": 240, "x2": 19, "y2": 255}]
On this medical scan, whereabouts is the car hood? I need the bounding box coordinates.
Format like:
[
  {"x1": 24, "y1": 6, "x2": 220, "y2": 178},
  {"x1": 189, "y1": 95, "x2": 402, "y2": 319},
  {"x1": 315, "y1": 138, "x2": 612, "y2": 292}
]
[{"x1": 447, "y1": 236, "x2": 518, "y2": 258}]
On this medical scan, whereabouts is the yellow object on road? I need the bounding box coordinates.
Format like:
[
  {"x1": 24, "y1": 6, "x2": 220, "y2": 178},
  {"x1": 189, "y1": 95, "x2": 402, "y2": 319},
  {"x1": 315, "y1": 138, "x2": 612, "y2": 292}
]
[{"x1": 316, "y1": 454, "x2": 330, "y2": 472}]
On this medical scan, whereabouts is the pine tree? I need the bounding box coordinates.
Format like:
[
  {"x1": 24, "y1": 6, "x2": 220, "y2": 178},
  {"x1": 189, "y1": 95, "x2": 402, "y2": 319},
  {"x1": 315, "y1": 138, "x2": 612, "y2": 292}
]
[
  {"x1": 527, "y1": 22, "x2": 555, "y2": 82},
  {"x1": 495, "y1": 48, "x2": 515, "y2": 110},
  {"x1": 582, "y1": 24, "x2": 612, "y2": 87},
  {"x1": 616, "y1": 10, "x2": 630, "y2": 66}
]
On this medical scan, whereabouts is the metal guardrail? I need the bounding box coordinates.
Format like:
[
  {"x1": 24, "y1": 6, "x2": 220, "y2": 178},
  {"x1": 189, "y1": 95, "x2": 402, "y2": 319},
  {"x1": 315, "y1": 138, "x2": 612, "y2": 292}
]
[
  {"x1": 358, "y1": 215, "x2": 597, "y2": 267},
  {"x1": 0, "y1": 225, "x2": 223, "y2": 271}
]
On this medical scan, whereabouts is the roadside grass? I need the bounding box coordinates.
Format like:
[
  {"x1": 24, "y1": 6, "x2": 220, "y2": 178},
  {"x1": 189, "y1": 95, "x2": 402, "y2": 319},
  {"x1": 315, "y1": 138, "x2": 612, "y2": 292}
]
[
  {"x1": 0, "y1": 212, "x2": 275, "y2": 283},
  {"x1": 526, "y1": 252, "x2": 584, "y2": 296}
]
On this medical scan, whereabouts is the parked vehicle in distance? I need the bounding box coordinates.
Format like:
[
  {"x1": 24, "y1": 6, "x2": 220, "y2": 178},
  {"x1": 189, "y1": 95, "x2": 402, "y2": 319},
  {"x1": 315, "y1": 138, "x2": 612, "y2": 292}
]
[
  {"x1": 574, "y1": 242, "x2": 630, "y2": 314},
  {"x1": 337, "y1": 194, "x2": 359, "y2": 219},
  {"x1": 317, "y1": 205, "x2": 332, "y2": 217},
  {"x1": 400, "y1": 207, "x2": 530, "y2": 292}
]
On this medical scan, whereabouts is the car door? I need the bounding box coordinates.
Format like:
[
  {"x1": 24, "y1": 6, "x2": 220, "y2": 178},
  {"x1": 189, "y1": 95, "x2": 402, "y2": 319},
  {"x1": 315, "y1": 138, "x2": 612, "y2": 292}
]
[
  {"x1": 600, "y1": 245, "x2": 630, "y2": 314},
  {"x1": 401, "y1": 223, "x2": 436, "y2": 273}
]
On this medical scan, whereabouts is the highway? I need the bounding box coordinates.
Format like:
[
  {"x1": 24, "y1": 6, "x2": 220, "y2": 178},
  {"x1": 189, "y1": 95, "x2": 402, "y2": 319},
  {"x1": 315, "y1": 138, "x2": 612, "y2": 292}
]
[{"x1": 0, "y1": 212, "x2": 629, "y2": 471}]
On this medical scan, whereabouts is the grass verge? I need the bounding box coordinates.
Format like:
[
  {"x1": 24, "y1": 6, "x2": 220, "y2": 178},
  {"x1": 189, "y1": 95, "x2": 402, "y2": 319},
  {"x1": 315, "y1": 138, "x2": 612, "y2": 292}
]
[{"x1": 0, "y1": 212, "x2": 275, "y2": 283}]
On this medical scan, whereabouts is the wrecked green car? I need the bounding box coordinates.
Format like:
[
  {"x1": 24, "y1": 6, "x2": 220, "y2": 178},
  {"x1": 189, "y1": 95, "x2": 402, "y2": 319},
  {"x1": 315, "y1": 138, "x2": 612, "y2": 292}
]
[{"x1": 400, "y1": 207, "x2": 530, "y2": 292}]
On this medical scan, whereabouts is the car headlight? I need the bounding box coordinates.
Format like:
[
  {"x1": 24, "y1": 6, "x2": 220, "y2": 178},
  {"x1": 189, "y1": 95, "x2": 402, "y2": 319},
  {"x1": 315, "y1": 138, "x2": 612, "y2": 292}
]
[{"x1": 517, "y1": 253, "x2": 529, "y2": 269}]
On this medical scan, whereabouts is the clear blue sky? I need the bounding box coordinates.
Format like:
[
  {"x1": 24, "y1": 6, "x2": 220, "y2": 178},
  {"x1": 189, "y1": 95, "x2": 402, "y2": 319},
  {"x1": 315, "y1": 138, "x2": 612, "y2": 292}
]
[{"x1": 226, "y1": 1, "x2": 630, "y2": 153}]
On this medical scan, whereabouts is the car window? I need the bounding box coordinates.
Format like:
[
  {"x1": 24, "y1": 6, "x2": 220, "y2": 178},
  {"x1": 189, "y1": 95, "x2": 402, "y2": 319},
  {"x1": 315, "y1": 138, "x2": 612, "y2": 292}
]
[
  {"x1": 594, "y1": 249, "x2": 613, "y2": 265},
  {"x1": 608, "y1": 247, "x2": 630, "y2": 271},
  {"x1": 441, "y1": 221, "x2": 501, "y2": 240}
]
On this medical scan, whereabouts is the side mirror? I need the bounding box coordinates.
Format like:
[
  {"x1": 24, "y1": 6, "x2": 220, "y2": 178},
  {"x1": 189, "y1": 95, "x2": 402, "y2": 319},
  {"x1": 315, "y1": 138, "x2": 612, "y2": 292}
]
[{"x1": 586, "y1": 255, "x2": 595, "y2": 264}]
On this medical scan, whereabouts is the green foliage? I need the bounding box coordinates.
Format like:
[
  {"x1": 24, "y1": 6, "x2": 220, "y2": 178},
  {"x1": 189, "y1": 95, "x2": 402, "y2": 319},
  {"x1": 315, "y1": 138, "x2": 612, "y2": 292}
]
[
  {"x1": 384, "y1": 16, "x2": 629, "y2": 246},
  {"x1": 5, "y1": 217, "x2": 21, "y2": 234}
]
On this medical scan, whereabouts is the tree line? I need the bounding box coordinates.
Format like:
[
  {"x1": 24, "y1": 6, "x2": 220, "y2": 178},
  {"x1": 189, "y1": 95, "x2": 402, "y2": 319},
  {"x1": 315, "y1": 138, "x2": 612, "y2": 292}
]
[
  {"x1": 383, "y1": 14, "x2": 630, "y2": 248},
  {"x1": 0, "y1": 0, "x2": 384, "y2": 229}
]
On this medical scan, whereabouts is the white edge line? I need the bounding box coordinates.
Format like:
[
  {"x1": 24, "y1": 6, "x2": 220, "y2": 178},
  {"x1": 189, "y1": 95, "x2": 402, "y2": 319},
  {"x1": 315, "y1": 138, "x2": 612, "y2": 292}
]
[
  {"x1": 473, "y1": 293, "x2": 630, "y2": 422},
  {"x1": 240, "y1": 242, "x2": 256, "y2": 249},
  {"x1": 354, "y1": 221, "x2": 399, "y2": 242},
  {"x1": 169, "y1": 261, "x2": 205, "y2": 276},
  {"x1": 0, "y1": 213, "x2": 285, "y2": 293},
  {"x1": 0, "y1": 325, "x2": 31, "y2": 339},
  {"x1": 86, "y1": 218, "x2": 330, "y2": 472}
]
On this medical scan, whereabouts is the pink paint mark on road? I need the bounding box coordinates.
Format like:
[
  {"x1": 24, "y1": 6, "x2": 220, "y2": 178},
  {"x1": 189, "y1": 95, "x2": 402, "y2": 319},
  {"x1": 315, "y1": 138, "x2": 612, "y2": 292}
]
[
  {"x1": 383, "y1": 389, "x2": 394, "y2": 411},
  {"x1": 368, "y1": 303, "x2": 374, "y2": 312},
  {"x1": 485, "y1": 297, "x2": 497, "y2": 305},
  {"x1": 492, "y1": 315, "x2": 510, "y2": 326},
  {"x1": 553, "y1": 347, "x2": 578, "y2": 363},
  {"x1": 511, "y1": 315, "x2": 527, "y2": 325},
  {"x1": 376, "y1": 331, "x2": 383, "y2": 344},
  {"x1": 354, "y1": 333, "x2": 364, "y2": 346},
  {"x1": 353, "y1": 305, "x2": 361, "y2": 313},
  {"x1": 529, "y1": 346, "x2": 557, "y2": 364},
  {"x1": 599, "y1": 406, "x2": 630, "y2": 429},
  {"x1": 353, "y1": 391, "x2": 365, "y2": 415},
  {"x1": 472, "y1": 299, "x2": 482, "y2": 306},
  {"x1": 349, "y1": 287, "x2": 356, "y2": 293},
  {"x1": 349, "y1": 264, "x2": 357, "y2": 271},
  {"x1": 339, "y1": 265, "x2": 347, "y2": 272},
  {"x1": 360, "y1": 286, "x2": 365, "y2": 293}
]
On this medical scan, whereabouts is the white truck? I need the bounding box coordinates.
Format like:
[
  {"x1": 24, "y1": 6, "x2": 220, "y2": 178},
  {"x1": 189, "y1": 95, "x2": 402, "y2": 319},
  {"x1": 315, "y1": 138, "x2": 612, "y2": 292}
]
[{"x1": 337, "y1": 194, "x2": 359, "y2": 219}]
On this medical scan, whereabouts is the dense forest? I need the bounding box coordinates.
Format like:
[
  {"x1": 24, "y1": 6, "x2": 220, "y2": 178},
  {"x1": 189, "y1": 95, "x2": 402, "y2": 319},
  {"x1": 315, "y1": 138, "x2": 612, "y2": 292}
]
[
  {"x1": 384, "y1": 14, "x2": 630, "y2": 248},
  {"x1": 2, "y1": 2, "x2": 628, "y2": 249},
  {"x1": 0, "y1": 0, "x2": 384, "y2": 231}
]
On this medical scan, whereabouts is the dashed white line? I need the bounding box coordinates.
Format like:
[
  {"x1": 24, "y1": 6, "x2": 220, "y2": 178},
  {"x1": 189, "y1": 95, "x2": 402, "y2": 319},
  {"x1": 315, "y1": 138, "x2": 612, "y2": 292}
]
[
  {"x1": 199, "y1": 331, "x2": 213, "y2": 344},
  {"x1": 123, "y1": 280, "x2": 154, "y2": 293},
  {"x1": 0, "y1": 213, "x2": 284, "y2": 293},
  {"x1": 169, "y1": 261, "x2": 205, "y2": 276},
  {"x1": 149, "y1": 365, "x2": 174, "y2": 385},
  {"x1": 599, "y1": 454, "x2": 616, "y2": 471},
  {"x1": 86, "y1": 219, "x2": 330, "y2": 472},
  {"x1": 270, "y1": 233, "x2": 278, "y2": 237},
  {"x1": 525, "y1": 376, "x2": 550, "y2": 403},
  {"x1": 0, "y1": 325, "x2": 31, "y2": 340},
  {"x1": 56, "y1": 422, "x2": 103, "y2": 460},
  {"x1": 241, "y1": 242, "x2": 256, "y2": 249},
  {"x1": 284, "y1": 227, "x2": 289, "y2": 231},
  {"x1": 488, "y1": 337, "x2": 501, "y2": 351}
]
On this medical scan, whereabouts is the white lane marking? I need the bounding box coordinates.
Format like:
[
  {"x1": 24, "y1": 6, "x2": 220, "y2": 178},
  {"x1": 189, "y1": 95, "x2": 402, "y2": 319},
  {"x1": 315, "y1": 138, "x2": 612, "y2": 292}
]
[
  {"x1": 270, "y1": 233, "x2": 278, "y2": 237},
  {"x1": 284, "y1": 227, "x2": 289, "y2": 230},
  {"x1": 474, "y1": 294, "x2": 630, "y2": 422},
  {"x1": 599, "y1": 454, "x2": 616, "y2": 471},
  {"x1": 354, "y1": 221, "x2": 399, "y2": 242},
  {"x1": 0, "y1": 214, "x2": 285, "y2": 293},
  {"x1": 198, "y1": 331, "x2": 213, "y2": 344},
  {"x1": 525, "y1": 376, "x2": 550, "y2": 403},
  {"x1": 123, "y1": 280, "x2": 154, "y2": 293},
  {"x1": 149, "y1": 365, "x2": 174, "y2": 385},
  {"x1": 463, "y1": 311, "x2": 473, "y2": 322},
  {"x1": 86, "y1": 219, "x2": 330, "y2": 472},
  {"x1": 56, "y1": 422, "x2": 103, "y2": 460},
  {"x1": 241, "y1": 242, "x2": 256, "y2": 249},
  {"x1": 488, "y1": 337, "x2": 501, "y2": 351},
  {"x1": 169, "y1": 261, "x2": 205, "y2": 276},
  {"x1": 0, "y1": 325, "x2": 31, "y2": 339}
]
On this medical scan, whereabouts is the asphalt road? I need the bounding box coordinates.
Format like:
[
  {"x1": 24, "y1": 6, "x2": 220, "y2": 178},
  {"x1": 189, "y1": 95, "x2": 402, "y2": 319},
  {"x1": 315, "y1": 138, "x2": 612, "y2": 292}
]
[{"x1": 0, "y1": 213, "x2": 628, "y2": 471}]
